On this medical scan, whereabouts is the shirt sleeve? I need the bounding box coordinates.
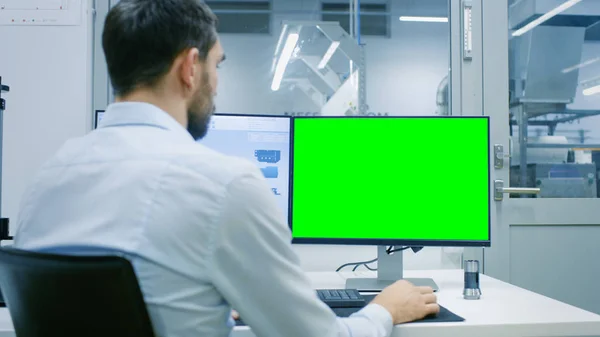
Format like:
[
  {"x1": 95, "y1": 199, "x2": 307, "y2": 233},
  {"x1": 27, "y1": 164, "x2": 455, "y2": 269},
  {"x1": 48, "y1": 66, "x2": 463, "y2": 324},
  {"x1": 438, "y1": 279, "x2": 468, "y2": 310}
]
[{"x1": 206, "y1": 167, "x2": 394, "y2": 337}]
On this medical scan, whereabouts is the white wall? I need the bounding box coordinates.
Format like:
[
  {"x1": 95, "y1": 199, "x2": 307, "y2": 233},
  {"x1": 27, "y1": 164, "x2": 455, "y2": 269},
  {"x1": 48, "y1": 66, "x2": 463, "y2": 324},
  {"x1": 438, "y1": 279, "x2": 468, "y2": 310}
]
[{"x1": 0, "y1": 0, "x2": 93, "y2": 233}]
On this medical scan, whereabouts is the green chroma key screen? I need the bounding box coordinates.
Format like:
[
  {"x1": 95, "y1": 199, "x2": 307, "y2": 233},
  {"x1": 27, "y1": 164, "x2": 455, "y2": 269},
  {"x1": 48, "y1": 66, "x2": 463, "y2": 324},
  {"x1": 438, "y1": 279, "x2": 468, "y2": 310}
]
[{"x1": 290, "y1": 116, "x2": 490, "y2": 245}]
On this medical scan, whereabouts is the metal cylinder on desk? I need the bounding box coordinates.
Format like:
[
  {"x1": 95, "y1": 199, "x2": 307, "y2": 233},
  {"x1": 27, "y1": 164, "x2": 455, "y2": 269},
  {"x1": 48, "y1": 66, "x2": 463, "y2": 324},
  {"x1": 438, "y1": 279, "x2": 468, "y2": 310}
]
[{"x1": 463, "y1": 260, "x2": 481, "y2": 300}]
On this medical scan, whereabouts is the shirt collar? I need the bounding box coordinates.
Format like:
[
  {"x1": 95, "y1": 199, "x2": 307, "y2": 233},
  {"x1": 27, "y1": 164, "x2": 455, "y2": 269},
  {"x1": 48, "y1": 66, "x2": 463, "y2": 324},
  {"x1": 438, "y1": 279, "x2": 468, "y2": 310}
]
[{"x1": 98, "y1": 102, "x2": 195, "y2": 142}]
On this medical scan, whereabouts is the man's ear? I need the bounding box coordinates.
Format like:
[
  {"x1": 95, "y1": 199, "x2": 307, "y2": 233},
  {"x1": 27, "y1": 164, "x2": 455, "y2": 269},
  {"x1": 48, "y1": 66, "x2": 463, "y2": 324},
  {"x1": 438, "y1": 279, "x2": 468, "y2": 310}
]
[{"x1": 179, "y1": 48, "x2": 201, "y2": 90}]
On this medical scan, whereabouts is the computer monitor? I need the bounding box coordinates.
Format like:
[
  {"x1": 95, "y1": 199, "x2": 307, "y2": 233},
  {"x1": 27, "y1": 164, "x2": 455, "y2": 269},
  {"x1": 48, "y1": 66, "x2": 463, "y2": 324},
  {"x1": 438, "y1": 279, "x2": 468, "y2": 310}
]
[
  {"x1": 95, "y1": 110, "x2": 105, "y2": 129},
  {"x1": 199, "y1": 114, "x2": 291, "y2": 223},
  {"x1": 290, "y1": 116, "x2": 491, "y2": 291}
]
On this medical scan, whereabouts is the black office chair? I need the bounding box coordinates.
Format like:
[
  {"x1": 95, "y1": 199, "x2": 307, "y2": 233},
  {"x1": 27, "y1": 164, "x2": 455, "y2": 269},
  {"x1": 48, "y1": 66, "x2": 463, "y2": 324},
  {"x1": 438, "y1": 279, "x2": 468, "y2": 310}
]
[{"x1": 0, "y1": 247, "x2": 156, "y2": 337}]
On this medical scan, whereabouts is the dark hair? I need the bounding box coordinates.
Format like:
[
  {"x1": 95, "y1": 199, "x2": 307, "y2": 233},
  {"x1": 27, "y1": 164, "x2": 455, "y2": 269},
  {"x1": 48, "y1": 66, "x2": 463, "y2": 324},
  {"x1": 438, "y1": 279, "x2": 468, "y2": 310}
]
[{"x1": 102, "y1": 0, "x2": 218, "y2": 96}]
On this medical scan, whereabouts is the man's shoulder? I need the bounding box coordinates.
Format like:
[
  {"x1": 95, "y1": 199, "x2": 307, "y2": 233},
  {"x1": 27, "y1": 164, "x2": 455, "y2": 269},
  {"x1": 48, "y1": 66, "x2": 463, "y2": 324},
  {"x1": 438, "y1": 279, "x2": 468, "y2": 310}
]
[
  {"x1": 170, "y1": 142, "x2": 262, "y2": 186},
  {"x1": 45, "y1": 132, "x2": 261, "y2": 189}
]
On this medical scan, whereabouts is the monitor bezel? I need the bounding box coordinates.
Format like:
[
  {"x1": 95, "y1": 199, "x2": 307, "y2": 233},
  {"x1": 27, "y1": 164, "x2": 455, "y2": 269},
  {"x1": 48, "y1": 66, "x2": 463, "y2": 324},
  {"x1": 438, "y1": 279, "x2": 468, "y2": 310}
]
[
  {"x1": 208, "y1": 113, "x2": 294, "y2": 226},
  {"x1": 289, "y1": 115, "x2": 492, "y2": 248},
  {"x1": 94, "y1": 110, "x2": 105, "y2": 129}
]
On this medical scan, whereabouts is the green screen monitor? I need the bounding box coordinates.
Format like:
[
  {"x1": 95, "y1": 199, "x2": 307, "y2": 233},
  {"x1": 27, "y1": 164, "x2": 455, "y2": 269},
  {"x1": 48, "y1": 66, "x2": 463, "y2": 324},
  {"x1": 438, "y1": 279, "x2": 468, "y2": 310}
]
[
  {"x1": 290, "y1": 116, "x2": 491, "y2": 248},
  {"x1": 290, "y1": 116, "x2": 490, "y2": 291}
]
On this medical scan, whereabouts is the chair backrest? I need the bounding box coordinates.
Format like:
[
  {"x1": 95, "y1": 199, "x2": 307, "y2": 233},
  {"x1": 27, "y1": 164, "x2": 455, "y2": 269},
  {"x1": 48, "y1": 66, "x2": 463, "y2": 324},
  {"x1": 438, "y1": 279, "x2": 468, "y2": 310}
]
[{"x1": 0, "y1": 247, "x2": 156, "y2": 337}]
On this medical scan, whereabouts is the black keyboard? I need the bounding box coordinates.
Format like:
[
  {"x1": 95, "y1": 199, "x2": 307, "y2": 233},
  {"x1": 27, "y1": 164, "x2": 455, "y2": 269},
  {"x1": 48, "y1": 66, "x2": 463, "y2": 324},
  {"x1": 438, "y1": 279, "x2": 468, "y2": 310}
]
[{"x1": 317, "y1": 289, "x2": 366, "y2": 308}]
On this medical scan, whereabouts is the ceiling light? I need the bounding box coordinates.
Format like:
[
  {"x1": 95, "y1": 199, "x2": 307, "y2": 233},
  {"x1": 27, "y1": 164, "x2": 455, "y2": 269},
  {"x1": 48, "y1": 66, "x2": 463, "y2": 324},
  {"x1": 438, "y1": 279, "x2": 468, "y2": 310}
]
[
  {"x1": 512, "y1": 0, "x2": 582, "y2": 37},
  {"x1": 562, "y1": 57, "x2": 600, "y2": 74},
  {"x1": 583, "y1": 85, "x2": 600, "y2": 96},
  {"x1": 399, "y1": 16, "x2": 448, "y2": 23},
  {"x1": 271, "y1": 33, "x2": 299, "y2": 91},
  {"x1": 318, "y1": 41, "x2": 340, "y2": 70}
]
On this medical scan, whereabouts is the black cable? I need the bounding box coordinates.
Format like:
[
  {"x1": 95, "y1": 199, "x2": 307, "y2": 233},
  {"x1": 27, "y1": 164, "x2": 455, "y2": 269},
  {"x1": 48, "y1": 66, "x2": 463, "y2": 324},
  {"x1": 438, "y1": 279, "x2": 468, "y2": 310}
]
[
  {"x1": 386, "y1": 246, "x2": 410, "y2": 254},
  {"x1": 364, "y1": 263, "x2": 377, "y2": 271},
  {"x1": 352, "y1": 261, "x2": 378, "y2": 271},
  {"x1": 336, "y1": 246, "x2": 411, "y2": 272},
  {"x1": 336, "y1": 257, "x2": 378, "y2": 272}
]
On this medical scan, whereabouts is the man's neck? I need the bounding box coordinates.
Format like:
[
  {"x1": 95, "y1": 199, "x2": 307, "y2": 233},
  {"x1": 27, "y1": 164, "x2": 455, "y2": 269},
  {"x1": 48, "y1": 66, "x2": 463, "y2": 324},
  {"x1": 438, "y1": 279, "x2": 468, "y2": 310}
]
[{"x1": 115, "y1": 90, "x2": 187, "y2": 127}]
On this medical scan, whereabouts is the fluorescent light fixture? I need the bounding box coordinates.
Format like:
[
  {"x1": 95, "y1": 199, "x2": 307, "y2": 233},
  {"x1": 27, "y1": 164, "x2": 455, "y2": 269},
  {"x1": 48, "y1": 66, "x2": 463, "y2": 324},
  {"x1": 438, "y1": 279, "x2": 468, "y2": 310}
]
[
  {"x1": 512, "y1": 0, "x2": 582, "y2": 37},
  {"x1": 271, "y1": 33, "x2": 299, "y2": 91},
  {"x1": 317, "y1": 41, "x2": 340, "y2": 70},
  {"x1": 583, "y1": 85, "x2": 600, "y2": 96},
  {"x1": 399, "y1": 16, "x2": 448, "y2": 23},
  {"x1": 271, "y1": 24, "x2": 289, "y2": 73},
  {"x1": 562, "y1": 57, "x2": 600, "y2": 74}
]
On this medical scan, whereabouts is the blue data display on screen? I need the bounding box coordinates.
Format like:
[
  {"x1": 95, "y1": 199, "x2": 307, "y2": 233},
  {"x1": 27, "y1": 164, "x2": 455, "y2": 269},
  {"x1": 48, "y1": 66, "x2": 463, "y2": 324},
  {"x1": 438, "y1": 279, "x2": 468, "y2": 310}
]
[
  {"x1": 255, "y1": 150, "x2": 281, "y2": 163},
  {"x1": 198, "y1": 114, "x2": 291, "y2": 223}
]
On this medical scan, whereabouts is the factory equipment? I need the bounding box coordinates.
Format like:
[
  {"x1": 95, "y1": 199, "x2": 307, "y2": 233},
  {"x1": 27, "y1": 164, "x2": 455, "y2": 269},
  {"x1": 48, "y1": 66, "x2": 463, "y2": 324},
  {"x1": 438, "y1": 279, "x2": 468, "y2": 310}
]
[
  {"x1": 592, "y1": 151, "x2": 600, "y2": 197},
  {"x1": 271, "y1": 21, "x2": 366, "y2": 116},
  {"x1": 510, "y1": 163, "x2": 597, "y2": 198},
  {"x1": 510, "y1": 136, "x2": 570, "y2": 166},
  {"x1": 433, "y1": 1, "x2": 600, "y2": 197},
  {"x1": 508, "y1": 135, "x2": 599, "y2": 198},
  {"x1": 508, "y1": 0, "x2": 600, "y2": 197},
  {"x1": 435, "y1": 74, "x2": 449, "y2": 116}
]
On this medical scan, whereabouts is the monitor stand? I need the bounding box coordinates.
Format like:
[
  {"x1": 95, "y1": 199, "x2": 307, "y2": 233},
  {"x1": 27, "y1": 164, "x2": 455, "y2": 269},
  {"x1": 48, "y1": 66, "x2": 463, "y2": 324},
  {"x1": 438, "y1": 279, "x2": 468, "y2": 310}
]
[{"x1": 345, "y1": 246, "x2": 439, "y2": 292}]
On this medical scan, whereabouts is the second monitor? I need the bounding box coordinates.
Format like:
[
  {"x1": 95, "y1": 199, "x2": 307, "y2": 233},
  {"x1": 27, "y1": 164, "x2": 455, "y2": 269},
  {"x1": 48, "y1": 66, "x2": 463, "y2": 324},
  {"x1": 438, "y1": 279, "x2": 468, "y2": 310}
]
[{"x1": 198, "y1": 114, "x2": 291, "y2": 223}]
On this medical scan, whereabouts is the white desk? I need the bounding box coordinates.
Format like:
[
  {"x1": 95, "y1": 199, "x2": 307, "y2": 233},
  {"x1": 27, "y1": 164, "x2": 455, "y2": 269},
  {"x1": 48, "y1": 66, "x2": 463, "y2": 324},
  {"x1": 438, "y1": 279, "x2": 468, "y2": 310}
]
[
  {"x1": 234, "y1": 270, "x2": 600, "y2": 337},
  {"x1": 0, "y1": 269, "x2": 597, "y2": 337}
]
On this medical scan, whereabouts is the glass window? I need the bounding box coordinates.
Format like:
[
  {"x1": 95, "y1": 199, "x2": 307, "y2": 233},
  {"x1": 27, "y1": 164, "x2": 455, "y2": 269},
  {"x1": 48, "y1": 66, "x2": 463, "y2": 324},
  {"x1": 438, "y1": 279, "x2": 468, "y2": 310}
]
[
  {"x1": 508, "y1": 0, "x2": 600, "y2": 198},
  {"x1": 213, "y1": 0, "x2": 451, "y2": 118},
  {"x1": 321, "y1": 2, "x2": 390, "y2": 37},
  {"x1": 206, "y1": 1, "x2": 271, "y2": 34}
]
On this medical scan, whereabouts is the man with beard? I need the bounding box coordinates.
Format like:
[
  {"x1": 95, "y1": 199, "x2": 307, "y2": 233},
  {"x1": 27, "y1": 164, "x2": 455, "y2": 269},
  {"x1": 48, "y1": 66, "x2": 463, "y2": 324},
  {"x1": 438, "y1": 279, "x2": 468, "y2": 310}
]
[{"x1": 12, "y1": 1, "x2": 439, "y2": 336}]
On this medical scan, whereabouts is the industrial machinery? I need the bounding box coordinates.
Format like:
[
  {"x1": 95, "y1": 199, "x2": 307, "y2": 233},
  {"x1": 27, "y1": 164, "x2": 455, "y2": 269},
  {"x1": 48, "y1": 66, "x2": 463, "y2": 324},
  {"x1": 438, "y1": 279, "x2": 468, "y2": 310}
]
[
  {"x1": 510, "y1": 163, "x2": 597, "y2": 198},
  {"x1": 435, "y1": 74, "x2": 449, "y2": 117},
  {"x1": 433, "y1": 1, "x2": 600, "y2": 197},
  {"x1": 508, "y1": 1, "x2": 600, "y2": 197},
  {"x1": 270, "y1": 20, "x2": 366, "y2": 117}
]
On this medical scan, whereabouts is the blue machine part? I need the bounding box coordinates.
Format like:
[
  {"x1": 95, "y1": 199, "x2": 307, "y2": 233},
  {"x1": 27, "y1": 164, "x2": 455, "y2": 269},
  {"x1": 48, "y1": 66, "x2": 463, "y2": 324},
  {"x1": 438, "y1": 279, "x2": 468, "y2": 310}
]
[
  {"x1": 548, "y1": 164, "x2": 585, "y2": 179},
  {"x1": 255, "y1": 150, "x2": 281, "y2": 163},
  {"x1": 261, "y1": 166, "x2": 279, "y2": 179}
]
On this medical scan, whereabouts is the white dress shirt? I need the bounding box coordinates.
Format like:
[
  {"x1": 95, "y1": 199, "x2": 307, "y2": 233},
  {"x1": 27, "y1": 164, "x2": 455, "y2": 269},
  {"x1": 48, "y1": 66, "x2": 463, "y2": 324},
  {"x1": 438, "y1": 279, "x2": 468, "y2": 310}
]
[{"x1": 13, "y1": 102, "x2": 393, "y2": 337}]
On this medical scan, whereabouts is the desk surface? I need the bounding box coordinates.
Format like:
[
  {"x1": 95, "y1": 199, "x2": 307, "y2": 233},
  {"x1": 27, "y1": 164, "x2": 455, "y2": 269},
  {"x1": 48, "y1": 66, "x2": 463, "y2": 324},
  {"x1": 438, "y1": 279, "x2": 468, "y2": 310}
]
[
  {"x1": 0, "y1": 269, "x2": 597, "y2": 337},
  {"x1": 235, "y1": 269, "x2": 600, "y2": 337}
]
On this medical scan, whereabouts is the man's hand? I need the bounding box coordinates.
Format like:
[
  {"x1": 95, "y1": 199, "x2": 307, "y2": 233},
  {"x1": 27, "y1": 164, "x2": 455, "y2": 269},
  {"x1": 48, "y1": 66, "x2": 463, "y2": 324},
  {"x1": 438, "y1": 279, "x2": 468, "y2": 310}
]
[
  {"x1": 231, "y1": 310, "x2": 240, "y2": 320},
  {"x1": 371, "y1": 280, "x2": 440, "y2": 324}
]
